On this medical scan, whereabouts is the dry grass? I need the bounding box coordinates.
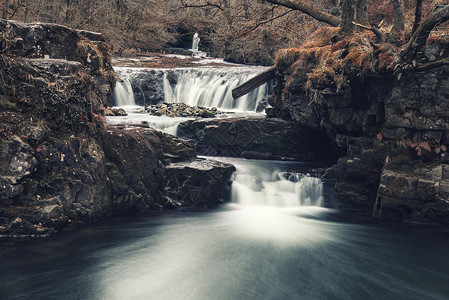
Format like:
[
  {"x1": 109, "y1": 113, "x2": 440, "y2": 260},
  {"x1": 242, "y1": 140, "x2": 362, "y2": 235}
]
[{"x1": 275, "y1": 27, "x2": 404, "y2": 94}]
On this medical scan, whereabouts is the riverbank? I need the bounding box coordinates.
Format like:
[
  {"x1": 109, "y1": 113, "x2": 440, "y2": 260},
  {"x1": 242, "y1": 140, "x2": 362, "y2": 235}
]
[{"x1": 0, "y1": 20, "x2": 235, "y2": 238}]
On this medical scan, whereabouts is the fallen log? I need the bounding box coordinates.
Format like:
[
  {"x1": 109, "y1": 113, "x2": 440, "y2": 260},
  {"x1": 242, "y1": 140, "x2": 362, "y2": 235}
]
[{"x1": 232, "y1": 66, "x2": 276, "y2": 99}]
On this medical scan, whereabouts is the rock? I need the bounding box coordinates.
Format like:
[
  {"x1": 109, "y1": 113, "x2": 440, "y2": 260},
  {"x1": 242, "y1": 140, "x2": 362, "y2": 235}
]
[
  {"x1": 7, "y1": 217, "x2": 37, "y2": 235},
  {"x1": 114, "y1": 69, "x2": 167, "y2": 105},
  {"x1": 178, "y1": 117, "x2": 338, "y2": 163},
  {"x1": 111, "y1": 108, "x2": 127, "y2": 116},
  {"x1": 38, "y1": 205, "x2": 63, "y2": 220},
  {"x1": 163, "y1": 158, "x2": 236, "y2": 208},
  {"x1": 374, "y1": 159, "x2": 449, "y2": 224},
  {"x1": 24, "y1": 58, "x2": 82, "y2": 76},
  {"x1": 269, "y1": 36, "x2": 449, "y2": 224},
  {"x1": 146, "y1": 102, "x2": 220, "y2": 118},
  {"x1": 200, "y1": 110, "x2": 215, "y2": 118}
]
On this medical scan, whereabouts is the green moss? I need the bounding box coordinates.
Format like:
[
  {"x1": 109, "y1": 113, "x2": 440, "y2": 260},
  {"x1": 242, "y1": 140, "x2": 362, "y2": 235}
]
[{"x1": 200, "y1": 110, "x2": 215, "y2": 118}]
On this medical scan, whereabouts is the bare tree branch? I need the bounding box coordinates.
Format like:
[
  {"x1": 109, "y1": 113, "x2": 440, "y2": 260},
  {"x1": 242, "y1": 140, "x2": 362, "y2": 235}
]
[
  {"x1": 340, "y1": 0, "x2": 355, "y2": 34},
  {"x1": 264, "y1": 0, "x2": 341, "y2": 27},
  {"x1": 236, "y1": 9, "x2": 294, "y2": 39},
  {"x1": 3, "y1": 0, "x2": 10, "y2": 19},
  {"x1": 181, "y1": 1, "x2": 224, "y2": 11},
  {"x1": 391, "y1": 0, "x2": 405, "y2": 37},
  {"x1": 400, "y1": 5, "x2": 449, "y2": 63},
  {"x1": 8, "y1": 0, "x2": 28, "y2": 19},
  {"x1": 353, "y1": 22, "x2": 385, "y2": 43},
  {"x1": 356, "y1": 0, "x2": 369, "y2": 25}
]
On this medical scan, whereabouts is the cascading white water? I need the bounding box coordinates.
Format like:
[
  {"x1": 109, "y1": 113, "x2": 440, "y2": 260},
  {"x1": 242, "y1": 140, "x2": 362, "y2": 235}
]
[
  {"x1": 209, "y1": 157, "x2": 324, "y2": 208},
  {"x1": 232, "y1": 170, "x2": 323, "y2": 207},
  {"x1": 110, "y1": 63, "x2": 272, "y2": 135},
  {"x1": 114, "y1": 78, "x2": 136, "y2": 107},
  {"x1": 163, "y1": 68, "x2": 270, "y2": 111}
]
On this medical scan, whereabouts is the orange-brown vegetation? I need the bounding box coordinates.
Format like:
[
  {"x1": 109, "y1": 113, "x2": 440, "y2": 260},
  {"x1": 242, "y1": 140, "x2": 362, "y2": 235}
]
[
  {"x1": 276, "y1": 27, "x2": 384, "y2": 91},
  {"x1": 275, "y1": 27, "x2": 407, "y2": 93}
]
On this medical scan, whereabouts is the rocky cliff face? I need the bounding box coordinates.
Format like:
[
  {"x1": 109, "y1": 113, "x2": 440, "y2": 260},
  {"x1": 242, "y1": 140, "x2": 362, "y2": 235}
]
[
  {"x1": 0, "y1": 20, "x2": 234, "y2": 237},
  {"x1": 270, "y1": 28, "x2": 449, "y2": 224}
]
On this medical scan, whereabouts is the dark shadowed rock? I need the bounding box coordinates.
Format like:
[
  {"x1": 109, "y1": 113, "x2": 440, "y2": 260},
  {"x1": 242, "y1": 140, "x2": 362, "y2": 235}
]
[
  {"x1": 163, "y1": 159, "x2": 236, "y2": 208},
  {"x1": 178, "y1": 117, "x2": 338, "y2": 163},
  {"x1": 374, "y1": 159, "x2": 449, "y2": 224}
]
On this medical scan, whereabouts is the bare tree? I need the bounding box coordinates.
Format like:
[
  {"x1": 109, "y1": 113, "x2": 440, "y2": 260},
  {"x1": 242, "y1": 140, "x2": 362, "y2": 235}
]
[
  {"x1": 355, "y1": 0, "x2": 368, "y2": 26},
  {"x1": 411, "y1": 0, "x2": 423, "y2": 36},
  {"x1": 263, "y1": 0, "x2": 449, "y2": 70},
  {"x1": 3, "y1": 0, "x2": 11, "y2": 19},
  {"x1": 391, "y1": 0, "x2": 405, "y2": 39},
  {"x1": 340, "y1": 0, "x2": 354, "y2": 34}
]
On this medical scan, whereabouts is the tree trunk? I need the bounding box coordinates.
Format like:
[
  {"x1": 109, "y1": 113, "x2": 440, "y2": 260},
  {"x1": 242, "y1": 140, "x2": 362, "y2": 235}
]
[
  {"x1": 411, "y1": 0, "x2": 423, "y2": 36},
  {"x1": 400, "y1": 5, "x2": 449, "y2": 63},
  {"x1": 243, "y1": 0, "x2": 249, "y2": 19},
  {"x1": 232, "y1": 67, "x2": 276, "y2": 99},
  {"x1": 391, "y1": 0, "x2": 405, "y2": 37},
  {"x1": 355, "y1": 0, "x2": 369, "y2": 25},
  {"x1": 340, "y1": 0, "x2": 355, "y2": 34},
  {"x1": 24, "y1": 2, "x2": 28, "y2": 22},
  {"x1": 264, "y1": 0, "x2": 341, "y2": 26},
  {"x1": 3, "y1": 0, "x2": 10, "y2": 19}
]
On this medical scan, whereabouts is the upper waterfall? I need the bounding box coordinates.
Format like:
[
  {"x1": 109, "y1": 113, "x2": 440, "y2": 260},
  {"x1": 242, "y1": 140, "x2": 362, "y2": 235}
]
[
  {"x1": 113, "y1": 75, "x2": 136, "y2": 107},
  {"x1": 163, "y1": 68, "x2": 270, "y2": 111},
  {"x1": 114, "y1": 65, "x2": 271, "y2": 112}
]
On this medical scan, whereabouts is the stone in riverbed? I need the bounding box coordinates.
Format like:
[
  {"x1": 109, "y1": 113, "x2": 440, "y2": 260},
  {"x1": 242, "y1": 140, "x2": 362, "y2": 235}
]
[
  {"x1": 104, "y1": 108, "x2": 128, "y2": 116},
  {"x1": 6, "y1": 217, "x2": 37, "y2": 235},
  {"x1": 163, "y1": 158, "x2": 236, "y2": 208},
  {"x1": 146, "y1": 103, "x2": 222, "y2": 118},
  {"x1": 374, "y1": 160, "x2": 449, "y2": 224}
]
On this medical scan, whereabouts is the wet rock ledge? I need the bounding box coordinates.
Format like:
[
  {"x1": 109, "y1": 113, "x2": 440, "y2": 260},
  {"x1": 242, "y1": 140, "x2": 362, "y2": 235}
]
[
  {"x1": 178, "y1": 117, "x2": 338, "y2": 163},
  {"x1": 0, "y1": 20, "x2": 235, "y2": 238}
]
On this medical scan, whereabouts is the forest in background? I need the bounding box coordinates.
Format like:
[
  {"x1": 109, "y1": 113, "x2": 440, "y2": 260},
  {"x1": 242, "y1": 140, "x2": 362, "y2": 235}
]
[{"x1": 0, "y1": 0, "x2": 447, "y2": 65}]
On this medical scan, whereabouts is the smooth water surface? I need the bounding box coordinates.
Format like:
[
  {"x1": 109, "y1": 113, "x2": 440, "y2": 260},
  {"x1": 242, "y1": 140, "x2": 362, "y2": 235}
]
[{"x1": 2, "y1": 158, "x2": 449, "y2": 300}]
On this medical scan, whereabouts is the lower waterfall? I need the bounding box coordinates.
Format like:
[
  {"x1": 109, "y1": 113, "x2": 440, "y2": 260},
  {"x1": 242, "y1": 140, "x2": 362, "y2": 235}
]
[{"x1": 229, "y1": 158, "x2": 324, "y2": 207}]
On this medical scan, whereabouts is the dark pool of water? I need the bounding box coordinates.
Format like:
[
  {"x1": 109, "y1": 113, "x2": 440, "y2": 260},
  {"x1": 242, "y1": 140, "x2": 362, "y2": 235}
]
[{"x1": 1, "y1": 206, "x2": 449, "y2": 300}]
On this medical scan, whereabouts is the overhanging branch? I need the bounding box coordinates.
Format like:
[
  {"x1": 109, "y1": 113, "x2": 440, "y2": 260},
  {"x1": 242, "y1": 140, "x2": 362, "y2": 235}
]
[
  {"x1": 264, "y1": 0, "x2": 341, "y2": 27},
  {"x1": 416, "y1": 58, "x2": 449, "y2": 72}
]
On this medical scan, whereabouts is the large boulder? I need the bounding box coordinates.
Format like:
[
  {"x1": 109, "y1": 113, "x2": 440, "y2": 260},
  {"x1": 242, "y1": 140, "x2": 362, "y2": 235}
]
[
  {"x1": 178, "y1": 117, "x2": 338, "y2": 163},
  {"x1": 374, "y1": 159, "x2": 449, "y2": 224},
  {"x1": 163, "y1": 158, "x2": 236, "y2": 208}
]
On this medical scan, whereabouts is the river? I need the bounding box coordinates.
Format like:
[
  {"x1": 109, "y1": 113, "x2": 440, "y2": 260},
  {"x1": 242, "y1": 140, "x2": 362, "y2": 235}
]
[
  {"x1": 1, "y1": 158, "x2": 449, "y2": 300},
  {"x1": 2, "y1": 59, "x2": 449, "y2": 300}
]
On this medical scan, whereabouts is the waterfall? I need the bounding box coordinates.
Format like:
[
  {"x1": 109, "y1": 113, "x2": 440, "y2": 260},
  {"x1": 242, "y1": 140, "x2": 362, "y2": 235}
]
[
  {"x1": 227, "y1": 158, "x2": 324, "y2": 207},
  {"x1": 163, "y1": 68, "x2": 270, "y2": 111},
  {"x1": 113, "y1": 65, "x2": 271, "y2": 112},
  {"x1": 192, "y1": 32, "x2": 200, "y2": 52},
  {"x1": 113, "y1": 78, "x2": 136, "y2": 107}
]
